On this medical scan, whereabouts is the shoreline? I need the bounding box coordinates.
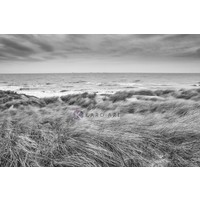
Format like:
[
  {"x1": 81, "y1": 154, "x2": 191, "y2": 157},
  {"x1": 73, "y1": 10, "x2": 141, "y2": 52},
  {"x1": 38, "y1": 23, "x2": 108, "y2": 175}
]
[
  {"x1": 0, "y1": 84, "x2": 199, "y2": 99},
  {"x1": 1, "y1": 86, "x2": 200, "y2": 107}
]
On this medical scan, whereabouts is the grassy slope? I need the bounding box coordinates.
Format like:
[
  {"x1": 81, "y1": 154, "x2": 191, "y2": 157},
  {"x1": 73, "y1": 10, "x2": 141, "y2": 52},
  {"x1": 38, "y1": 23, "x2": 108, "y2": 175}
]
[{"x1": 1, "y1": 89, "x2": 200, "y2": 167}]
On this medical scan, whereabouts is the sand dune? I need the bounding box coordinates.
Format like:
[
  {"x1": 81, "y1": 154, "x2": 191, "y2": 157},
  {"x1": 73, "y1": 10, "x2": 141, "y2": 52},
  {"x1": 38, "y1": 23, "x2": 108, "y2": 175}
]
[{"x1": 1, "y1": 88, "x2": 200, "y2": 166}]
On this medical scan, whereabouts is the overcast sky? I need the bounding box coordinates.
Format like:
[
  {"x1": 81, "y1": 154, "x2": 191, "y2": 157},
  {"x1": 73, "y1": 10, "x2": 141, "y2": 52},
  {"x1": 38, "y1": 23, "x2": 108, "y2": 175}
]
[{"x1": 0, "y1": 34, "x2": 200, "y2": 73}]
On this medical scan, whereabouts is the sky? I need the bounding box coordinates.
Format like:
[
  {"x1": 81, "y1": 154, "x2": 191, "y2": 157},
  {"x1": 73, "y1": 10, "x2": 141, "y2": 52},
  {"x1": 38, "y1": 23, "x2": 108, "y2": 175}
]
[{"x1": 0, "y1": 34, "x2": 200, "y2": 73}]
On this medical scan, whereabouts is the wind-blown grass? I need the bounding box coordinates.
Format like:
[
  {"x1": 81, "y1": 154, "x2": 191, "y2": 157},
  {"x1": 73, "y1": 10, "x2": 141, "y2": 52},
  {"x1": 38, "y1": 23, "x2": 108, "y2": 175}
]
[{"x1": 1, "y1": 88, "x2": 200, "y2": 167}]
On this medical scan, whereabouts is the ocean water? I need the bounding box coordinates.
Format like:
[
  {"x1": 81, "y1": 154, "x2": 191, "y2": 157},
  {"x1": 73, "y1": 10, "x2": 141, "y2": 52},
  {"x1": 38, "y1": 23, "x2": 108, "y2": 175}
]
[{"x1": 0, "y1": 73, "x2": 200, "y2": 97}]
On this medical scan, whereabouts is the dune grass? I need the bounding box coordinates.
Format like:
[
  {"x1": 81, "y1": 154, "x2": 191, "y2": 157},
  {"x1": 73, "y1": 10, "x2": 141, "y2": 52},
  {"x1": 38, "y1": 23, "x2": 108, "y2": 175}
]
[{"x1": 1, "y1": 88, "x2": 200, "y2": 167}]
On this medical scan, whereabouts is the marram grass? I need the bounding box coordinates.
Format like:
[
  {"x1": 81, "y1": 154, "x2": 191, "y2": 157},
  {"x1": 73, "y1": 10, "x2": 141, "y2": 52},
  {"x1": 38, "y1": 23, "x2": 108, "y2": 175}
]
[{"x1": 1, "y1": 89, "x2": 200, "y2": 167}]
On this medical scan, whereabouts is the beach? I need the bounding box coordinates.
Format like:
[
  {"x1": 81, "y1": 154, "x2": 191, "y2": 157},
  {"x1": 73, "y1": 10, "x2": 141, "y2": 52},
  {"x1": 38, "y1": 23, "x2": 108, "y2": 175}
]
[{"x1": 1, "y1": 75, "x2": 200, "y2": 166}]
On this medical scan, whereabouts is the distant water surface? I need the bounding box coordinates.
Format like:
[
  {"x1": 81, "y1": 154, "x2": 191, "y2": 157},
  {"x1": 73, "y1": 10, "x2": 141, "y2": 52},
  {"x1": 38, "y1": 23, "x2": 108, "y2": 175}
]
[{"x1": 0, "y1": 73, "x2": 200, "y2": 97}]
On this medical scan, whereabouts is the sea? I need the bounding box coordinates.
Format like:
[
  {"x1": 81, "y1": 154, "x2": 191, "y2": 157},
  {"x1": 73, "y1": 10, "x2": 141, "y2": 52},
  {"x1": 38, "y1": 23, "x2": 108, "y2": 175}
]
[{"x1": 0, "y1": 73, "x2": 200, "y2": 98}]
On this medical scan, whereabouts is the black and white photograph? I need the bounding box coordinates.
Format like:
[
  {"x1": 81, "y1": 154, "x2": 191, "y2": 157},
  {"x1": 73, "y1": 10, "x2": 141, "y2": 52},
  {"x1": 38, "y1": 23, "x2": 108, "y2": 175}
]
[
  {"x1": 1, "y1": 1, "x2": 200, "y2": 200},
  {"x1": 1, "y1": 34, "x2": 200, "y2": 167}
]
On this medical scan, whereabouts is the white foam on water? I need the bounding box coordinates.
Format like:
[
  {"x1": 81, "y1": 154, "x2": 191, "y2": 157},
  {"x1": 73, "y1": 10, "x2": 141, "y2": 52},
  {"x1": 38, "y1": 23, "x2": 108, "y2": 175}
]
[
  {"x1": 1, "y1": 73, "x2": 199, "y2": 98},
  {"x1": 0, "y1": 85, "x2": 21, "y2": 91}
]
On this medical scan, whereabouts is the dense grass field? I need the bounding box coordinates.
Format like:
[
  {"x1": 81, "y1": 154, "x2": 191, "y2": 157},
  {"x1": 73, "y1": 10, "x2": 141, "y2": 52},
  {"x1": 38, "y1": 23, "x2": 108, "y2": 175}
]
[{"x1": 1, "y1": 88, "x2": 200, "y2": 167}]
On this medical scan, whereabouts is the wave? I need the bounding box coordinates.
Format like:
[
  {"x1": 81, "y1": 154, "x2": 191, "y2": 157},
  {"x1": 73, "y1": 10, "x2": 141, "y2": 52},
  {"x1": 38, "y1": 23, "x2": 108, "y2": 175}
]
[
  {"x1": 124, "y1": 86, "x2": 137, "y2": 89},
  {"x1": 97, "y1": 83, "x2": 119, "y2": 87},
  {"x1": 60, "y1": 90, "x2": 68, "y2": 92},
  {"x1": 96, "y1": 82, "x2": 142, "y2": 87},
  {"x1": 68, "y1": 80, "x2": 87, "y2": 84},
  {"x1": 19, "y1": 87, "x2": 44, "y2": 91},
  {"x1": 63, "y1": 86, "x2": 74, "y2": 88},
  {"x1": 118, "y1": 83, "x2": 142, "y2": 87}
]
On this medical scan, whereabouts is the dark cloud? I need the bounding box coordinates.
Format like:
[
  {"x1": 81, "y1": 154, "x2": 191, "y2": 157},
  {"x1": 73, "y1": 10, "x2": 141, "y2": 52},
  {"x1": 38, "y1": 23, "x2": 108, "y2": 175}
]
[
  {"x1": 0, "y1": 34, "x2": 200, "y2": 62},
  {"x1": 134, "y1": 34, "x2": 163, "y2": 39},
  {"x1": 35, "y1": 41, "x2": 54, "y2": 52},
  {"x1": 0, "y1": 52, "x2": 8, "y2": 60},
  {"x1": 162, "y1": 34, "x2": 199, "y2": 42},
  {"x1": 178, "y1": 48, "x2": 200, "y2": 58},
  {"x1": 196, "y1": 48, "x2": 200, "y2": 56},
  {"x1": 0, "y1": 38, "x2": 34, "y2": 53}
]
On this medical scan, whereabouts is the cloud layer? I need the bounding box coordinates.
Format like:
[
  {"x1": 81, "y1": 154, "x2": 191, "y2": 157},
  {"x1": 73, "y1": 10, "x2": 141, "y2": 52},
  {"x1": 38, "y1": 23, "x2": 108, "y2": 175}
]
[{"x1": 0, "y1": 34, "x2": 200, "y2": 62}]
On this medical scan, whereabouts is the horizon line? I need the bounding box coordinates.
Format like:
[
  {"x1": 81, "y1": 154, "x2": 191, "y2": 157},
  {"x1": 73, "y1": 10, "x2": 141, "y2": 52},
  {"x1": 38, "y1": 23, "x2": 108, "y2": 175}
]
[{"x1": 1, "y1": 72, "x2": 200, "y2": 74}]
